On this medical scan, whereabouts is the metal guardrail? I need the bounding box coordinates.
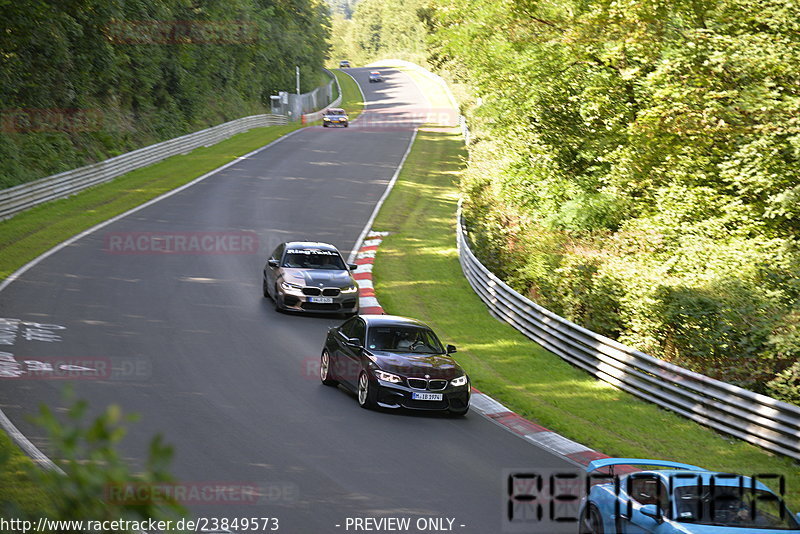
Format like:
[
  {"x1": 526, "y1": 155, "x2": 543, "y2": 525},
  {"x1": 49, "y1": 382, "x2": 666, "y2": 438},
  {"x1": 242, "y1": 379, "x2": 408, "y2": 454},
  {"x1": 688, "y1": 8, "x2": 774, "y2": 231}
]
[
  {"x1": 457, "y1": 208, "x2": 800, "y2": 461},
  {"x1": 0, "y1": 114, "x2": 287, "y2": 220},
  {"x1": 301, "y1": 69, "x2": 343, "y2": 124}
]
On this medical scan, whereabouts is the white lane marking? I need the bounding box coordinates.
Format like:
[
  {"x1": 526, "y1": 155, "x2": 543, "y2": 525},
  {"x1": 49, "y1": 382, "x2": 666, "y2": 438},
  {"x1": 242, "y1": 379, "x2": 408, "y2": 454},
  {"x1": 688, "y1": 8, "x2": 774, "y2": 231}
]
[
  {"x1": 524, "y1": 431, "x2": 590, "y2": 456},
  {"x1": 356, "y1": 279, "x2": 373, "y2": 290},
  {"x1": 0, "y1": 129, "x2": 304, "y2": 295},
  {"x1": 359, "y1": 297, "x2": 381, "y2": 308},
  {"x1": 0, "y1": 125, "x2": 306, "y2": 483},
  {"x1": 348, "y1": 129, "x2": 417, "y2": 266},
  {"x1": 362, "y1": 238, "x2": 383, "y2": 247},
  {"x1": 354, "y1": 263, "x2": 374, "y2": 273},
  {"x1": 470, "y1": 392, "x2": 510, "y2": 415}
]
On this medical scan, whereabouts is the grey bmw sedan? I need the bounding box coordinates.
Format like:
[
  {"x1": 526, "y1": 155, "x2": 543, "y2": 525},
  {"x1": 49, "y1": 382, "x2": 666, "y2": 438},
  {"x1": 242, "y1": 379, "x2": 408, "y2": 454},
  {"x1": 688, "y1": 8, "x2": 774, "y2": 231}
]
[{"x1": 263, "y1": 241, "x2": 359, "y2": 315}]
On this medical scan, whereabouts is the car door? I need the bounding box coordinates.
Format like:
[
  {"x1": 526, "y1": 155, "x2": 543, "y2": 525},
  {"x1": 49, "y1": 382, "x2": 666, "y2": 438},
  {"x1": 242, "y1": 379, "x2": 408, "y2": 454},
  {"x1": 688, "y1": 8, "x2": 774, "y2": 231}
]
[
  {"x1": 619, "y1": 475, "x2": 670, "y2": 534},
  {"x1": 338, "y1": 318, "x2": 366, "y2": 387},
  {"x1": 332, "y1": 318, "x2": 358, "y2": 385},
  {"x1": 264, "y1": 243, "x2": 285, "y2": 295}
]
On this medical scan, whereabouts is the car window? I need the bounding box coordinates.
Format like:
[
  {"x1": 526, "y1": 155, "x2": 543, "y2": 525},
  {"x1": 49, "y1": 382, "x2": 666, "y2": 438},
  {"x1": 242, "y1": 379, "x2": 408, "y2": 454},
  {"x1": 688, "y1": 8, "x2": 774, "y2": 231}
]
[
  {"x1": 674, "y1": 485, "x2": 800, "y2": 528},
  {"x1": 366, "y1": 326, "x2": 444, "y2": 353},
  {"x1": 629, "y1": 476, "x2": 669, "y2": 510},
  {"x1": 351, "y1": 319, "x2": 366, "y2": 344},
  {"x1": 340, "y1": 317, "x2": 357, "y2": 338},
  {"x1": 270, "y1": 243, "x2": 284, "y2": 261},
  {"x1": 281, "y1": 248, "x2": 346, "y2": 270}
]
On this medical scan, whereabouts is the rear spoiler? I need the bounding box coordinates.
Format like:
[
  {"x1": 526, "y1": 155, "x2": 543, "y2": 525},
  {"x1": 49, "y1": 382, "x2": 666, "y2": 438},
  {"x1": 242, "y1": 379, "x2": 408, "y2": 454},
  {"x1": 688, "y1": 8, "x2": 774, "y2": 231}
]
[{"x1": 586, "y1": 458, "x2": 706, "y2": 477}]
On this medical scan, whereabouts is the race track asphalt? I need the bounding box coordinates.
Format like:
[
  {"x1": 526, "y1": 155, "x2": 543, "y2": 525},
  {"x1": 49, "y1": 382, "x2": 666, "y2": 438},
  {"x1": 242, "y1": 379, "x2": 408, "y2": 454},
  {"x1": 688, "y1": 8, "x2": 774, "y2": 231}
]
[{"x1": 0, "y1": 68, "x2": 577, "y2": 533}]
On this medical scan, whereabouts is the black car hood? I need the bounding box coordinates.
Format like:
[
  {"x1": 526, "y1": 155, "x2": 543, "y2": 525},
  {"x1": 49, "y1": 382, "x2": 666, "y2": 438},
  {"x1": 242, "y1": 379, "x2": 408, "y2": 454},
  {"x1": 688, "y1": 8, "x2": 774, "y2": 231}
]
[
  {"x1": 282, "y1": 268, "x2": 354, "y2": 288},
  {"x1": 370, "y1": 351, "x2": 463, "y2": 379}
]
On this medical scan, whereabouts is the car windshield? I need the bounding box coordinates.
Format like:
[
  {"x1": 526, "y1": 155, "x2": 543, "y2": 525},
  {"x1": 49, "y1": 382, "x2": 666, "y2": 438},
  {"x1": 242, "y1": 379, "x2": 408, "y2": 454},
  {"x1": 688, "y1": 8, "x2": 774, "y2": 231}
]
[
  {"x1": 282, "y1": 249, "x2": 346, "y2": 270},
  {"x1": 327, "y1": 109, "x2": 345, "y2": 116},
  {"x1": 674, "y1": 485, "x2": 800, "y2": 529},
  {"x1": 367, "y1": 326, "x2": 444, "y2": 354}
]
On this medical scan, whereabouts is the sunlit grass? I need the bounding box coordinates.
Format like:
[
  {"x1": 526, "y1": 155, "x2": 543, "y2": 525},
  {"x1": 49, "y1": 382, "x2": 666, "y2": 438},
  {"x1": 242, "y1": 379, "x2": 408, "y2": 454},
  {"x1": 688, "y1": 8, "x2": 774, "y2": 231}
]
[
  {"x1": 371, "y1": 125, "x2": 800, "y2": 507},
  {"x1": 333, "y1": 70, "x2": 364, "y2": 120}
]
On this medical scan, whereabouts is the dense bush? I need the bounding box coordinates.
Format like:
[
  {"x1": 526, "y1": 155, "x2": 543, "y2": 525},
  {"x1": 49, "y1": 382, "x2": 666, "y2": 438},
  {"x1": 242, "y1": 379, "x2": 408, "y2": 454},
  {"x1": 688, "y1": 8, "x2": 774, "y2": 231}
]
[
  {"x1": 433, "y1": 0, "x2": 800, "y2": 402},
  {"x1": 305, "y1": 0, "x2": 800, "y2": 403},
  {"x1": 0, "y1": 0, "x2": 331, "y2": 189},
  {"x1": 1, "y1": 391, "x2": 185, "y2": 529}
]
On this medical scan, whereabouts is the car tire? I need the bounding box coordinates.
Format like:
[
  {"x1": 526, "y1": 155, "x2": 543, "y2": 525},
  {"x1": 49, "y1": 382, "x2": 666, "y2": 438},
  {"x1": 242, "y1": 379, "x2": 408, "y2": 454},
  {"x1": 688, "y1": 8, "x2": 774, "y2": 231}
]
[
  {"x1": 357, "y1": 371, "x2": 377, "y2": 409},
  {"x1": 320, "y1": 350, "x2": 338, "y2": 386},
  {"x1": 579, "y1": 504, "x2": 604, "y2": 534},
  {"x1": 344, "y1": 123, "x2": 348, "y2": 128},
  {"x1": 263, "y1": 278, "x2": 270, "y2": 298}
]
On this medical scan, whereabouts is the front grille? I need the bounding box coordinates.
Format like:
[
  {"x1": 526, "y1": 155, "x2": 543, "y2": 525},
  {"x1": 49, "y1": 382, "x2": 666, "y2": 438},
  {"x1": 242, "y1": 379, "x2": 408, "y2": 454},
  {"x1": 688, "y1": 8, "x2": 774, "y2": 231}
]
[
  {"x1": 407, "y1": 378, "x2": 427, "y2": 389},
  {"x1": 429, "y1": 379, "x2": 448, "y2": 391},
  {"x1": 302, "y1": 287, "x2": 321, "y2": 296},
  {"x1": 406, "y1": 378, "x2": 449, "y2": 391},
  {"x1": 322, "y1": 288, "x2": 340, "y2": 297}
]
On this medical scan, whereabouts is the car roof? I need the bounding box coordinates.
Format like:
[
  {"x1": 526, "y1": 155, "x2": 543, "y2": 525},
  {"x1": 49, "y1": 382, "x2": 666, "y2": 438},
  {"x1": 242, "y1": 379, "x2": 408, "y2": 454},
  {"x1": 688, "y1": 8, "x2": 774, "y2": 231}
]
[
  {"x1": 359, "y1": 314, "x2": 431, "y2": 328},
  {"x1": 326, "y1": 108, "x2": 346, "y2": 114},
  {"x1": 283, "y1": 241, "x2": 339, "y2": 252}
]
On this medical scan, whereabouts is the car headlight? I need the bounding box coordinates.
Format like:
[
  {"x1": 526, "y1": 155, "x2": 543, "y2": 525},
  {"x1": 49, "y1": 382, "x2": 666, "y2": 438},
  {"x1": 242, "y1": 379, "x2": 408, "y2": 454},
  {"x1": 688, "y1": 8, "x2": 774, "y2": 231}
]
[
  {"x1": 451, "y1": 375, "x2": 468, "y2": 387},
  {"x1": 341, "y1": 285, "x2": 358, "y2": 293},
  {"x1": 280, "y1": 281, "x2": 303, "y2": 292},
  {"x1": 323, "y1": 117, "x2": 330, "y2": 121},
  {"x1": 374, "y1": 370, "x2": 402, "y2": 384}
]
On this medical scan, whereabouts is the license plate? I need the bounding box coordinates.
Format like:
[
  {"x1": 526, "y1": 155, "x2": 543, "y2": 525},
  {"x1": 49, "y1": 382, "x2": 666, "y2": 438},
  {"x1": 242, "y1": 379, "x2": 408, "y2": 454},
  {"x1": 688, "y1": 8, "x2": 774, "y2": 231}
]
[
  {"x1": 309, "y1": 297, "x2": 333, "y2": 303},
  {"x1": 412, "y1": 392, "x2": 443, "y2": 401}
]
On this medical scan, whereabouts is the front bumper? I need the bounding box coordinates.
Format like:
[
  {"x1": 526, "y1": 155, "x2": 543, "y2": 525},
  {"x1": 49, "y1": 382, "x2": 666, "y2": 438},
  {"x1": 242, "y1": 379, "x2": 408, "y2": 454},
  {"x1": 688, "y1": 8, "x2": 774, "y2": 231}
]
[
  {"x1": 323, "y1": 119, "x2": 348, "y2": 126},
  {"x1": 278, "y1": 286, "x2": 359, "y2": 314},
  {"x1": 373, "y1": 379, "x2": 471, "y2": 412}
]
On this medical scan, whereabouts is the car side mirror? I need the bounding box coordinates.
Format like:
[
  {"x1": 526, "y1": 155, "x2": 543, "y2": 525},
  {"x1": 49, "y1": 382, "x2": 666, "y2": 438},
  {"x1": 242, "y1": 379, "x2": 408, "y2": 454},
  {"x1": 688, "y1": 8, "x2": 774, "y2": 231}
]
[
  {"x1": 346, "y1": 337, "x2": 363, "y2": 349},
  {"x1": 267, "y1": 259, "x2": 279, "y2": 268},
  {"x1": 446, "y1": 344, "x2": 457, "y2": 354},
  {"x1": 348, "y1": 263, "x2": 358, "y2": 271},
  {"x1": 639, "y1": 504, "x2": 664, "y2": 524}
]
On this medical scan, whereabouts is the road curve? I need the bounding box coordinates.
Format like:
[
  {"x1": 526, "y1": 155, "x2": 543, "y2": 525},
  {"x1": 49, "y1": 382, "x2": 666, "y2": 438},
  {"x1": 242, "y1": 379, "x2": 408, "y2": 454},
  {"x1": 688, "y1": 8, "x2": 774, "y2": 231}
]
[{"x1": 0, "y1": 68, "x2": 575, "y2": 533}]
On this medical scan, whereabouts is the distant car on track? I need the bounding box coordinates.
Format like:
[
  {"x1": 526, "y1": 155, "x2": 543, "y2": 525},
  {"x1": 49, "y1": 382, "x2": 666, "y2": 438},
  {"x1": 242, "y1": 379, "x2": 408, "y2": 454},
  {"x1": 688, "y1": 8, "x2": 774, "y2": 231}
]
[
  {"x1": 579, "y1": 458, "x2": 800, "y2": 534},
  {"x1": 339, "y1": 60, "x2": 351, "y2": 68},
  {"x1": 263, "y1": 241, "x2": 359, "y2": 315},
  {"x1": 322, "y1": 107, "x2": 349, "y2": 127},
  {"x1": 368, "y1": 70, "x2": 383, "y2": 83},
  {"x1": 320, "y1": 315, "x2": 470, "y2": 415}
]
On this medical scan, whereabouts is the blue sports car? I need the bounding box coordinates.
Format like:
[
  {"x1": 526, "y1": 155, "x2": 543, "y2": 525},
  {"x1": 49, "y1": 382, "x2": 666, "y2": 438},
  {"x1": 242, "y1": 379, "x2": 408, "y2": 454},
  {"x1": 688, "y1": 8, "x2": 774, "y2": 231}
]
[{"x1": 578, "y1": 458, "x2": 800, "y2": 533}]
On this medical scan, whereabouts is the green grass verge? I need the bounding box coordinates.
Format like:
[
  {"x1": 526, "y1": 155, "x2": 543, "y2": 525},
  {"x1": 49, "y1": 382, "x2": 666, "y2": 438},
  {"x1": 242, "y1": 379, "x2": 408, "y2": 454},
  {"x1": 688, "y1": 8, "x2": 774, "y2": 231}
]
[
  {"x1": 0, "y1": 123, "x2": 300, "y2": 281},
  {"x1": 0, "y1": 71, "x2": 365, "y2": 513},
  {"x1": 371, "y1": 124, "x2": 800, "y2": 508}
]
